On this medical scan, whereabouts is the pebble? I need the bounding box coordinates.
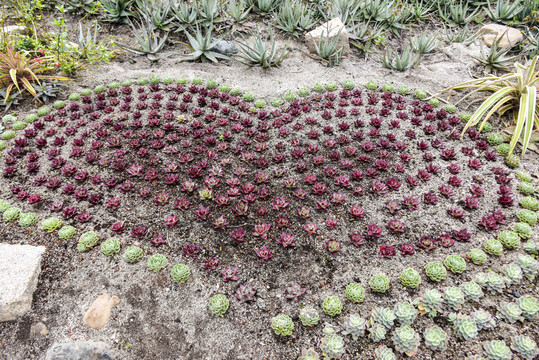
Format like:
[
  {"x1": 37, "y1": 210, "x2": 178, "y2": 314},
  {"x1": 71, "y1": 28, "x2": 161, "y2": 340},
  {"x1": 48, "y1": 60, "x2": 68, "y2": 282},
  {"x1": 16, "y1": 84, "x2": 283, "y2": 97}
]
[
  {"x1": 30, "y1": 322, "x2": 48, "y2": 337},
  {"x1": 83, "y1": 293, "x2": 120, "y2": 329}
]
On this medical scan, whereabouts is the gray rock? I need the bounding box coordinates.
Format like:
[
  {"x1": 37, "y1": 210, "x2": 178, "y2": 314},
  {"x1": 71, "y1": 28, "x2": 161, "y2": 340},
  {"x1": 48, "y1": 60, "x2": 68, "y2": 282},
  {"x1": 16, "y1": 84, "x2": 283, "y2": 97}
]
[
  {"x1": 0, "y1": 243, "x2": 45, "y2": 321},
  {"x1": 45, "y1": 341, "x2": 113, "y2": 360},
  {"x1": 212, "y1": 39, "x2": 238, "y2": 55},
  {"x1": 2, "y1": 25, "x2": 26, "y2": 35},
  {"x1": 305, "y1": 17, "x2": 350, "y2": 56},
  {"x1": 30, "y1": 322, "x2": 48, "y2": 337},
  {"x1": 478, "y1": 24, "x2": 523, "y2": 48}
]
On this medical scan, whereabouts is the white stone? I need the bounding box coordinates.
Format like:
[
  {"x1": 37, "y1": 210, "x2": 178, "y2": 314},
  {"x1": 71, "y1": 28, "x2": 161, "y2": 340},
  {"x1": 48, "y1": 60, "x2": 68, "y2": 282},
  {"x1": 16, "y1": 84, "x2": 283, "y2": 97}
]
[
  {"x1": 478, "y1": 24, "x2": 523, "y2": 48},
  {"x1": 0, "y1": 244, "x2": 46, "y2": 321},
  {"x1": 305, "y1": 17, "x2": 350, "y2": 56},
  {"x1": 1, "y1": 25, "x2": 26, "y2": 35}
]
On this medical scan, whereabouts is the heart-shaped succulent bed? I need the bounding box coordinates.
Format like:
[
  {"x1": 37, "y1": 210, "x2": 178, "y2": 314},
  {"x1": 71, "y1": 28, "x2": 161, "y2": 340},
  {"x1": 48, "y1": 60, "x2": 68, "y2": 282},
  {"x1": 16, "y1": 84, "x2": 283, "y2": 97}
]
[{"x1": 0, "y1": 78, "x2": 517, "y2": 267}]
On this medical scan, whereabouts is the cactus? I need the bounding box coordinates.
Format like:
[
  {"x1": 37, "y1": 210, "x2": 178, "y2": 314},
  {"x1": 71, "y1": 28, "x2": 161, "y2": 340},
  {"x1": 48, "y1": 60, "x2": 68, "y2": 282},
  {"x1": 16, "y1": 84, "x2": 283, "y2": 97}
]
[
  {"x1": 400, "y1": 267, "x2": 421, "y2": 289},
  {"x1": 171, "y1": 264, "x2": 190, "y2": 283},
  {"x1": 517, "y1": 296, "x2": 539, "y2": 320},
  {"x1": 298, "y1": 306, "x2": 319, "y2": 327},
  {"x1": 78, "y1": 231, "x2": 99, "y2": 252},
  {"x1": 484, "y1": 238, "x2": 503, "y2": 256},
  {"x1": 449, "y1": 313, "x2": 478, "y2": 340},
  {"x1": 319, "y1": 333, "x2": 345, "y2": 359},
  {"x1": 368, "y1": 323, "x2": 387, "y2": 342},
  {"x1": 298, "y1": 348, "x2": 319, "y2": 360},
  {"x1": 373, "y1": 345, "x2": 396, "y2": 360},
  {"x1": 365, "y1": 80, "x2": 378, "y2": 90},
  {"x1": 371, "y1": 307, "x2": 395, "y2": 330},
  {"x1": 415, "y1": 289, "x2": 443, "y2": 317},
  {"x1": 502, "y1": 263, "x2": 523, "y2": 285},
  {"x1": 392, "y1": 325, "x2": 420, "y2": 356},
  {"x1": 487, "y1": 133, "x2": 504, "y2": 146},
  {"x1": 483, "y1": 340, "x2": 512, "y2": 360},
  {"x1": 505, "y1": 154, "x2": 520, "y2": 168},
  {"x1": 100, "y1": 238, "x2": 121, "y2": 256},
  {"x1": 209, "y1": 294, "x2": 229, "y2": 316},
  {"x1": 517, "y1": 210, "x2": 537, "y2": 226},
  {"x1": 58, "y1": 225, "x2": 77, "y2": 240},
  {"x1": 516, "y1": 255, "x2": 538, "y2": 280},
  {"x1": 3, "y1": 207, "x2": 20, "y2": 222},
  {"x1": 369, "y1": 274, "x2": 390, "y2": 293},
  {"x1": 124, "y1": 246, "x2": 143, "y2": 263},
  {"x1": 472, "y1": 309, "x2": 496, "y2": 330},
  {"x1": 345, "y1": 283, "x2": 365, "y2": 303},
  {"x1": 398, "y1": 85, "x2": 411, "y2": 95},
  {"x1": 520, "y1": 197, "x2": 539, "y2": 211},
  {"x1": 497, "y1": 302, "x2": 522, "y2": 323},
  {"x1": 341, "y1": 313, "x2": 366, "y2": 340},
  {"x1": 461, "y1": 281, "x2": 484, "y2": 302},
  {"x1": 517, "y1": 182, "x2": 535, "y2": 195},
  {"x1": 467, "y1": 248, "x2": 487, "y2": 265},
  {"x1": 394, "y1": 302, "x2": 418, "y2": 325},
  {"x1": 511, "y1": 335, "x2": 538, "y2": 360},
  {"x1": 513, "y1": 223, "x2": 532, "y2": 239},
  {"x1": 322, "y1": 296, "x2": 343, "y2": 316},
  {"x1": 414, "y1": 89, "x2": 427, "y2": 99},
  {"x1": 475, "y1": 272, "x2": 505, "y2": 294},
  {"x1": 41, "y1": 217, "x2": 62, "y2": 232},
  {"x1": 18, "y1": 212, "x2": 38, "y2": 228},
  {"x1": 443, "y1": 287, "x2": 465, "y2": 311},
  {"x1": 147, "y1": 254, "x2": 168, "y2": 272},
  {"x1": 424, "y1": 325, "x2": 448, "y2": 351},
  {"x1": 498, "y1": 230, "x2": 521, "y2": 248},
  {"x1": 496, "y1": 143, "x2": 510, "y2": 156},
  {"x1": 444, "y1": 255, "x2": 466, "y2": 274},
  {"x1": 425, "y1": 262, "x2": 447, "y2": 282}
]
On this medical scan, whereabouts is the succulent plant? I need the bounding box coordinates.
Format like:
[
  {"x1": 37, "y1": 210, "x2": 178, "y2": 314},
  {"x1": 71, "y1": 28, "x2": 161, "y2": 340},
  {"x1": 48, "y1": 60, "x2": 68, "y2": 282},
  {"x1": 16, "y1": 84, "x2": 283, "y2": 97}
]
[
  {"x1": 518, "y1": 182, "x2": 535, "y2": 195},
  {"x1": 513, "y1": 222, "x2": 532, "y2": 240},
  {"x1": 77, "y1": 231, "x2": 99, "y2": 252},
  {"x1": 523, "y1": 240, "x2": 539, "y2": 254},
  {"x1": 414, "y1": 89, "x2": 427, "y2": 99},
  {"x1": 425, "y1": 262, "x2": 447, "y2": 282},
  {"x1": 285, "y1": 282, "x2": 306, "y2": 302},
  {"x1": 449, "y1": 313, "x2": 478, "y2": 340},
  {"x1": 124, "y1": 246, "x2": 143, "y2": 263},
  {"x1": 37, "y1": 106, "x2": 51, "y2": 116},
  {"x1": 497, "y1": 302, "x2": 522, "y2": 323},
  {"x1": 496, "y1": 143, "x2": 510, "y2": 156},
  {"x1": 484, "y1": 238, "x2": 504, "y2": 256},
  {"x1": 272, "y1": 314, "x2": 294, "y2": 335},
  {"x1": 520, "y1": 197, "x2": 539, "y2": 211},
  {"x1": 25, "y1": 113, "x2": 38, "y2": 123},
  {"x1": 517, "y1": 296, "x2": 539, "y2": 320},
  {"x1": 516, "y1": 255, "x2": 538, "y2": 280},
  {"x1": 498, "y1": 230, "x2": 522, "y2": 249},
  {"x1": 322, "y1": 296, "x2": 343, "y2": 317},
  {"x1": 18, "y1": 212, "x2": 38, "y2": 228},
  {"x1": 12, "y1": 121, "x2": 26, "y2": 130},
  {"x1": 319, "y1": 333, "x2": 345, "y2": 359},
  {"x1": 58, "y1": 225, "x2": 77, "y2": 240},
  {"x1": 505, "y1": 154, "x2": 520, "y2": 168},
  {"x1": 472, "y1": 309, "x2": 496, "y2": 331},
  {"x1": 460, "y1": 281, "x2": 484, "y2": 302},
  {"x1": 100, "y1": 238, "x2": 121, "y2": 256},
  {"x1": 424, "y1": 325, "x2": 448, "y2": 351},
  {"x1": 373, "y1": 345, "x2": 396, "y2": 360},
  {"x1": 517, "y1": 209, "x2": 537, "y2": 226},
  {"x1": 2, "y1": 130, "x2": 15, "y2": 140},
  {"x1": 429, "y1": 97, "x2": 440, "y2": 107},
  {"x1": 392, "y1": 325, "x2": 420, "y2": 356},
  {"x1": 209, "y1": 294, "x2": 229, "y2": 316},
  {"x1": 415, "y1": 289, "x2": 443, "y2": 317},
  {"x1": 502, "y1": 263, "x2": 523, "y2": 285},
  {"x1": 369, "y1": 274, "x2": 390, "y2": 293},
  {"x1": 41, "y1": 217, "x2": 63, "y2": 232},
  {"x1": 0, "y1": 200, "x2": 10, "y2": 212},
  {"x1": 475, "y1": 272, "x2": 506, "y2": 294},
  {"x1": 365, "y1": 80, "x2": 377, "y2": 90},
  {"x1": 371, "y1": 307, "x2": 395, "y2": 330},
  {"x1": 444, "y1": 255, "x2": 467, "y2": 274},
  {"x1": 394, "y1": 302, "x2": 418, "y2": 325},
  {"x1": 345, "y1": 283, "x2": 365, "y2": 303},
  {"x1": 444, "y1": 103, "x2": 456, "y2": 113},
  {"x1": 511, "y1": 335, "x2": 538, "y2": 360},
  {"x1": 484, "y1": 340, "x2": 512, "y2": 360},
  {"x1": 467, "y1": 248, "x2": 487, "y2": 265},
  {"x1": 443, "y1": 287, "x2": 465, "y2": 311},
  {"x1": 3, "y1": 207, "x2": 20, "y2": 222},
  {"x1": 398, "y1": 85, "x2": 410, "y2": 95},
  {"x1": 341, "y1": 313, "x2": 366, "y2": 340},
  {"x1": 171, "y1": 264, "x2": 190, "y2": 283},
  {"x1": 299, "y1": 306, "x2": 319, "y2": 327},
  {"x1": 235, "y1": 283, "x2": 256, "y2": 302},
  {"x1": 400, "y1": 267, "x2": 421, "y2": 289},
  {"x1": 298, "y1": 348, "x2": 319, "y2": 360},
  {"x1": 368, "y1": 323, "x2": 387, "y2": 342},
  {"x1": 487, "y1": 133, "x2": 504, "y2": 146}
]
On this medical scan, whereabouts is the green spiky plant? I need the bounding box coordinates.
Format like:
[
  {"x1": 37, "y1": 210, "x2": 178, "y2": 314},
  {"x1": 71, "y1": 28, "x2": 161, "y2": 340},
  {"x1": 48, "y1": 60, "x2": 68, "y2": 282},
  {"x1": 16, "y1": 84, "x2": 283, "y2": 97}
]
[
  {"x1": 438, "y1": 55, "x2": 539, "y2": 156},
  {"x1": 180, "y1": 26, "x2": 228, "y2": 63},
  {"x1": 235, "y1": 28, "x2": 288, "y2": 68}
]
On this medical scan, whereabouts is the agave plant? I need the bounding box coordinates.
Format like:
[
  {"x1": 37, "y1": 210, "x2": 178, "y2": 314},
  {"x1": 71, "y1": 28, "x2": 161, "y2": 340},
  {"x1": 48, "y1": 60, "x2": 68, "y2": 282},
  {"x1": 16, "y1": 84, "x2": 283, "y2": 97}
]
[
  {"x1": 117, "y1": 11, "x2": 168, "y2": 60},
  {"x1": 180, "y1": 26, "x2": 229, "y2": 63},
  {"x1": 438, "y1": 55, "x2": 539, "y2": 156},
  {"x1": 101, "y1": 0, "x2": 134, "y2": 24},
  {"x1": 0, "y1": 44, "x2": 69, "y2": 103},
  {"x1": 235, "y1": 28, "x2": 288, "y2": 68}
]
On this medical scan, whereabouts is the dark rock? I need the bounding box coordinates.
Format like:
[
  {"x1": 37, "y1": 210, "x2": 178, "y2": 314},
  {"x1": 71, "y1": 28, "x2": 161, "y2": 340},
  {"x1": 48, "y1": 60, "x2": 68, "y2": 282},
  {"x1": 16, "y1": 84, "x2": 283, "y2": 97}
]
[
  {"x1": 212, "y1": 39, "x2": 237, "y2": 55},
  {"x1": 45, "y1": 341, "x2": 113, "y2": 360}
]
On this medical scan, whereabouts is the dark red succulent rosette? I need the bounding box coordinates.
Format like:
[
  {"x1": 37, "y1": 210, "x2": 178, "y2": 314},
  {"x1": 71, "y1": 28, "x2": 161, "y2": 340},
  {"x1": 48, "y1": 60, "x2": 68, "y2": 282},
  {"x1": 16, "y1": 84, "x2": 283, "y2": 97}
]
[{"x1": 1, "y1": 82, "x2": 515, "y2": 271}]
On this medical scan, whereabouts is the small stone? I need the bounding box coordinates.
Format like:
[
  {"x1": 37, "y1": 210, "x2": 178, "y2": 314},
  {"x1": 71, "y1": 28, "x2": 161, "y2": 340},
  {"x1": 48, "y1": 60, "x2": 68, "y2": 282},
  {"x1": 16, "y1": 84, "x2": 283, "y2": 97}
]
[
  {"x1": 83, "y1": 294, "x2": 120, "y2": 329},
  {"x1": 45, "y1": 341, "x2": 113, "y2": 360},
  {"x1": 212, "y1": 39, "x2": 237, "y2": 55},
  {"x1": 512, "y1": 291, "x2": 521, "y2": 298},
  {"x1": 478, "y1": 24, "x2": 523, "y2": 48},
  {"x1": 1, "y1": 25, "x2": 26, "y2": 35},
  {"x1": 30, "y1": 322, "x2": 48, "y2": 337},
  {"x1": 305, "y1": 17, "x2": 350, "y2": 56}
]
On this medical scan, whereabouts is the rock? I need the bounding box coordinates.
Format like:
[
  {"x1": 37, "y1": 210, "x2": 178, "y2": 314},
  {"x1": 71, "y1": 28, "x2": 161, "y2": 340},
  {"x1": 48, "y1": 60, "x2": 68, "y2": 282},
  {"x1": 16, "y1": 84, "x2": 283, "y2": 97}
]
[
  {"x1": 478, "y1": 24, "x2": 523, "y2": 48},
  {"x1": 305, "y1": 17, "x2": 350, "y2": 56},
  {"x1": 30, "y1": 322, "x2": 48, "y2": 337},
  {"x1": 212, "y1": 39, "x2": 237, "y2": 55},
  {"x1": 83, "y1": 294, "x2": 120, "y2": 329},
  {"x1": 45, "y1": 341, "x2": 113, "y2": 360},
  {"x1": 0, "y1": 244, "x2": 46, "y2": 322},
  {"x1": 2, "y1": 25, "x2": 26, "y2": 35}
]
